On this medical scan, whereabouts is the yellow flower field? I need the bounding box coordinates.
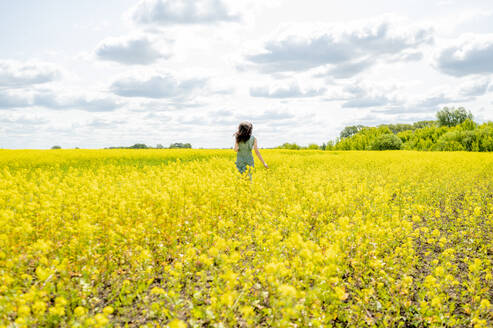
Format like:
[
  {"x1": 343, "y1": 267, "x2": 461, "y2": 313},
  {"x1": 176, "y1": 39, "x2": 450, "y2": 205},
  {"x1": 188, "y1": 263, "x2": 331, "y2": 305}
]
[{"x1": 0, "y1": 149, "x2": 492, "y2": 327}]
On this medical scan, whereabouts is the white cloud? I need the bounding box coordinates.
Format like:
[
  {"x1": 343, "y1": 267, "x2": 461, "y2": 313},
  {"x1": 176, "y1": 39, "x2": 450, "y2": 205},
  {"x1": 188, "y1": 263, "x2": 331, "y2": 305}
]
[
  {"x1": 236, "y1": 109, "x2": 295, "y2": 123},
  {"x1": 338, "y1": 82, "x2": 401, "y2": 108},
  {"x1": 130, "y1": 0, "x2": 240, "y2": 26},
  {"x1": 435, "y1": 34, "x2": 493, "y2": 76},
  {"x1": 459, "y1": 77, "x2": 490, "y2": 96},
  {"x1": 342, "y1": 95, "x2": 392, "y2": 108},
  {"x1": 0, "y1": 113, "x2": 50, "y2": 142},
  {"x1": 33, "y1": 91, "x2": 122, "y2": 112},
  {"x1": 243, "y1": 15, "x2": 433, "y2": 77},
  {"x1": 95, "y1": 34, "x2": 171, "y2": 65},
  {"x1": 374, "y1": 92, "x2": 469, "y2": 116},
  {"x1": 367, "y1": 77, "x2": 482, "y2": 116},
  {"x1": 0, "y1": 114, "x2": 48, "y2": 125},
  {"x1": 250, "y1": 81, "x2": 325, "y2": 98},
  {"x1": 3, "y1": 1, "x2": 493, "y2": 148},
  {"x1": 414, "y1": 93, "x2": 460, "y2": 108},
  {"x1": 85, "y1": 118, "x2": 127, "y2": 129},
  {"x1": 0, "y1": 86, "x2": 122, "y2": 112},
  {"x1": 0, "y1": 90, "x2": 31, "y2": 109},
  {"x1": 0, "y1": 60, "x2": 60, "y2": 88},
  {"x1": 389, "y1": 49, "x2": 424, "y2": 62},
  {"x1": 437, "y1": 0, "x2": 455, "y2": 6},
  {"x1": 317, "y1": 58, "x2": 373, "y2": 79},
  {"x1": 110, "y1": 72, "x2": 207, "y2": 99},
  {"x1": 169, "y1": 107, "x2": 297, "y2": 129}
]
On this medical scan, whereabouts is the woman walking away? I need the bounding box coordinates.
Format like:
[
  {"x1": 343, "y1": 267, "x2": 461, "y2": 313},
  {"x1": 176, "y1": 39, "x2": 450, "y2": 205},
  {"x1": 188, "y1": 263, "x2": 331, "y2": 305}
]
[{"x1": 234, "y1": 122, "x2": 268, "y2": 175}]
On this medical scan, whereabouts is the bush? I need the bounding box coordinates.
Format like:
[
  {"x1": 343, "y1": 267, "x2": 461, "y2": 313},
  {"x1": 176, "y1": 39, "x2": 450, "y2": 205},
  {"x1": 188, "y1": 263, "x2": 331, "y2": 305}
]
[
  {"x1": 325, "y1": 140, "x2": 335, "y2": 150},
  {"x1": 51, "y1": 145, "x2": 61, "y2": 149},
  {"x1": 435, "y1": 138, "x2": 465, "y2": 151},
  {"x1": 277, "y1": 143, "x2": 301, "y2": 150},
  {"x1": 371, "y1": 134, "x2": 402, "y2": 150},
  {"x1": 335, "y1": 126, "x2": 393, "y2": 150},
  {"x1": 435, "y1": 127, "x2": 493, "y2": 151},
  {"x1": 413, "y1": 120, "x2": 437, "y2": 129}
]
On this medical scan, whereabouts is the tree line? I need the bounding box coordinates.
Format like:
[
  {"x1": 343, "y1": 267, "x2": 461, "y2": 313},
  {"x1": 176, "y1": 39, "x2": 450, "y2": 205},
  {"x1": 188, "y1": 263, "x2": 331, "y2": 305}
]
[
  {"x1": 105, "y1": 143, "x2": 192, "y2": 149},
  {"x1": 277, "y1": 107, "x2": 493, "y2": 152},
  {"x1": 51, "y1": 143, "x2": 192, "y2": 149}
]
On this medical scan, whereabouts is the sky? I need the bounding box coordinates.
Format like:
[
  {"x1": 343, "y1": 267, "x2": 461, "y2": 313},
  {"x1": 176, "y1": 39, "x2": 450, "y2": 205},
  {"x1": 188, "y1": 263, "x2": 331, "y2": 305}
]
[{"x1": 0, "y1": 0, "x2": 493, "y2": 149}]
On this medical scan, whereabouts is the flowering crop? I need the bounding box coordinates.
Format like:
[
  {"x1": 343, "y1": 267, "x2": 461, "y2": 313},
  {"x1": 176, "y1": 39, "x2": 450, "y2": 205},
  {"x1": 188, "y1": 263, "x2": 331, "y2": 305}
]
[{"x1": 0, "y1": 149, "x2": 492, "y2": 327}]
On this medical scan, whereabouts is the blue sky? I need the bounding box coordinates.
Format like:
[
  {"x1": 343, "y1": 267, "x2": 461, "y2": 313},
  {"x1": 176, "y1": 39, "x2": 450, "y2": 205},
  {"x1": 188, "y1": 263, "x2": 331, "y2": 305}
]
[{"x1": 1, "y1": 0, "x2": 493, "y2": 148}]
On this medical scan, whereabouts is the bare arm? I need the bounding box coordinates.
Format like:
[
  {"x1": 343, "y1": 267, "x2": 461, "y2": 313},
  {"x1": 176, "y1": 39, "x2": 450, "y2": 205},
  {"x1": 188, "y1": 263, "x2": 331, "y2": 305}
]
[
  {"x1": 234, "y1": 140, "x2": 239, "y2": 152},
  {"x1": 253, "y1": 138, "x2": 268, "y2": 168}
]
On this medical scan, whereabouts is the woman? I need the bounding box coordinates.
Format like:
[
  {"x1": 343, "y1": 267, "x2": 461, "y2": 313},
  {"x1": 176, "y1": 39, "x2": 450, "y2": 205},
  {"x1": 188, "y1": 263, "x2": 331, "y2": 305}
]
[{"x1": 234, "y1": 122, "x2": 268, "y2": 175}]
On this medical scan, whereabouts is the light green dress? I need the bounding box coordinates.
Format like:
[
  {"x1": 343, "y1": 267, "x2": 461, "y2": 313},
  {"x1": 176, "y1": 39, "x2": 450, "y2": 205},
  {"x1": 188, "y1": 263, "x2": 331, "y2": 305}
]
[{"x1": 236, "y1": 135, "x2": 255, "y2": 173}]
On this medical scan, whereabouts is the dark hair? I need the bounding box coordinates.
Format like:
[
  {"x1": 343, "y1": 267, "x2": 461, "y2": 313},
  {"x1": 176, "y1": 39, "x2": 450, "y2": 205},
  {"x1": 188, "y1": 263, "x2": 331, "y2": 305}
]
[{"x1": 235, "y1": 121, "x2": 252, "y2": 143}]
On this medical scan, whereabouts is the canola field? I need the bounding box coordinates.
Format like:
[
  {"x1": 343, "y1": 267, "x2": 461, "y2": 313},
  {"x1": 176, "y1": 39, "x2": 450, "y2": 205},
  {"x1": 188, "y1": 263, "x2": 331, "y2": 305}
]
[{"x1": 0, "y1": 149, "x2": 492, "y2": 327}]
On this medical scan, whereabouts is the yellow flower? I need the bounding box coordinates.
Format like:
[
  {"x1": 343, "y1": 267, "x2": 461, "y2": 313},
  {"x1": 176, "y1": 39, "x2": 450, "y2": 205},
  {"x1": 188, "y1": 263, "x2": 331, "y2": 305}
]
[
  {"x1": 168, "y1": 319, "x2": 187, "y2": 328},
  {"x1": 32, "y1": 301, "x2": 47, "y2": 315},
  {"x1": 94, "y1": 313, "x2": 109, "y2": 327},
  {"x1": 279, "y1": 284, "x2": 297, "y2": 298},
  {"x1": 150, "y1": 287, "x2": 165, "y2": 295},
  {"x1": 240, "y1": 305, "x2": 254, "y2": 318},
  {"x1": 48, "y1": 306, "x2": 65, "y2": 316},
  {"x1": 198, "y1": 253, "x2": 213, "y2": 266},
  {"x1": 430, "y1": 297, "x2": 441, "y2": 308},
  {"x1": 208, "y1": 247, "x2": 219, "y2": 257},
  {"x1": 85, "y1": 317, "x2": 96, "y2": 326},
  {"x1": 473, "y1": 207, "x2": 482, "y2": 217},
  {"x1": 220, "y1": 291, "x2": 236, "y2": 307},
  {"x1": 2, "y1": 149, "x2": 493, "y2": 326},
  {"x1": 35, "y1": 267, "x2": 53, "y2": 282},
  {"x1": 103, "y1": 306, "x2": 114, "y2": 315},
  {"x1": 333, "y1": 286, "x2": 348, "y2": 301},
  {"x1": 469, "y1": 259, "x2": 482, "y2": 273},
  {"x1": 479, "y1": 299, "x2": 490, "y2": 310},
  {"x1": 55, "y1": 296, "x2": 68, "y2": 307},
  {"x1": 17, "y1": 305, "x2": 30, "y2": 317},
  {"x1": 14, "y1": 317, "x2": 27, "y2": 326},
  {"x1": 74, "y1": 306, "x2": 87, "y2": 317}
]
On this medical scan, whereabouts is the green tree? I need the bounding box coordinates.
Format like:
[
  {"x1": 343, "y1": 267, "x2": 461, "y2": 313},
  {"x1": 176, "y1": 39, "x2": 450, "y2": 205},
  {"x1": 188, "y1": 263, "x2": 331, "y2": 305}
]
[
  {"x1": 129, "y1": 143, "x2": 148, "y2": 149},
  {"x1": 51, "y1": 145, "x2": 61, "y2": 149},
  {"x1": 371, "y1": 134, "x2": 403, "y2": 150},
  {"x1": 436, "y1": 107, "x2": 473, "y2": 127},
  {"x1": 459, "y1": 118, "x2": 477, "y2": 131},
  {"x1": 325, "y1": 140, "x2": 335, "y2": 150},
  {"x1": 380, "y1": 123, "x2": 414, "y2": 134},
  {"x1": 333, "y1": 109, "x2": 493, "y2": 152},
  {"x1": 413, "y1": 120, "x2": 437, "y2": 129},
  {"x1": 169, "y1": 143, "x2": 192, "y2": 149},
  {"x1": 336, "y1": 126, "x2": 392, "y2": 150},
  {"x1": 340, "y1": 125, "x2": 366, "y2": 139}
]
